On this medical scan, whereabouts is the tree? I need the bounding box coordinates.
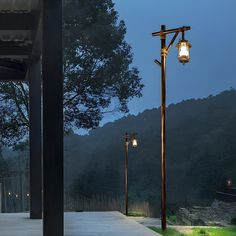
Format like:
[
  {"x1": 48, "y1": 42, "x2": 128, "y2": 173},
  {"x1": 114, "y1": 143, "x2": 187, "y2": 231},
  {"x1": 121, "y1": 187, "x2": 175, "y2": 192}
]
[
  {"x1": 0, "y1": 83, "x2": 29, "y2": 145},
  {"x1": 0, "y1": 0, "x2": 143, "y2": 145},
  {"x1": 0, "y1": 146, "x2": 9, "y2": 179}
]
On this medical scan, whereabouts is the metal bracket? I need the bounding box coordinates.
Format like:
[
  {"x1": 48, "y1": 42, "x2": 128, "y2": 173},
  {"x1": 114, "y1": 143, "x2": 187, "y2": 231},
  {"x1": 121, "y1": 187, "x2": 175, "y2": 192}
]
[
  {"x1": 154, "y1": 59, "x2": 161, "y2": 67},
  {"x1": 166, "y1": 31, "x2": 179, "y2": 52}
]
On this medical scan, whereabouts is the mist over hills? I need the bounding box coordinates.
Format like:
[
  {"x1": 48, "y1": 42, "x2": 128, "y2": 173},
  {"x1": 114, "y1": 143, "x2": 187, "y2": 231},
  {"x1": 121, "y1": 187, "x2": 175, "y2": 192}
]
[
  {"x1": 64, "y1": 89, "x2": 236, "y2": 207},
  {"x1": 1, "y1": 89, "x2": 235, "y2": 210}
]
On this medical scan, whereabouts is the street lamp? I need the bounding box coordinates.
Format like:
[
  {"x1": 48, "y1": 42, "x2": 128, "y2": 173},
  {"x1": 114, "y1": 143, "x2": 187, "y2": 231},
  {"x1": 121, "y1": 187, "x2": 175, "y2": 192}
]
[
  {"x1": 124, "y1": 132, "x2": 138, "y2": 216},
  {"x1": 152, "y1": 25, "x2": 191, "y2": 230},
  {"x1": 226, "y1": 179, "x2": 233, "y2": 188},
  {"x1": 132, "y1": 137, "x2": 138, "y2": 148}
]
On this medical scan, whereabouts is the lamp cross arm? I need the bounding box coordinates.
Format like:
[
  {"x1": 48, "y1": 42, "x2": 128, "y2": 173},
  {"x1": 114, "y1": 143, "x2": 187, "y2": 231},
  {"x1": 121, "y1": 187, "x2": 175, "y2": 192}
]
[
  {"x1": 125, "y1": 132, "x2": 138, "y2": 137},
  {"x1": 124, "y1": 132, "x2": 138, "y2": 141},
  {"x1": 152, "y1": 26, "x2": 191, "y2": 37}
]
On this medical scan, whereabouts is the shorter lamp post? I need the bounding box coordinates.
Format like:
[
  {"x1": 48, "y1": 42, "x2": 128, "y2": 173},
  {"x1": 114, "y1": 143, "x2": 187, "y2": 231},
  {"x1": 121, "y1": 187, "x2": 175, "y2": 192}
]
[{"x1": 124, "y1": 132, "x2": 138, "y2": 216}]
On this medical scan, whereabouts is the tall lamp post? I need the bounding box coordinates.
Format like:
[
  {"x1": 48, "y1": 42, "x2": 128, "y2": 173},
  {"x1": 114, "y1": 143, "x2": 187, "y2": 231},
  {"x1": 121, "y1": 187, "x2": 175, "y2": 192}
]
[
  {"x1": 152, "y1": 25, "x2": 192, "y2": 230},
  {"x1": 124, "y1": 132, "x2": 138, "y2": 216}
]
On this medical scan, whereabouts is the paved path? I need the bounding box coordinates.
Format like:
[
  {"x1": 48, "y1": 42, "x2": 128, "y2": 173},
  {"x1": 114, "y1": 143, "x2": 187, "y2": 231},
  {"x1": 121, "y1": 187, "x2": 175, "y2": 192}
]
[
  {"x1": 0, "y1": 212, "x2": 160, "y2": 236},
  {"x1": 128, "y1": 216, "x2": 162, "y2": 227}
]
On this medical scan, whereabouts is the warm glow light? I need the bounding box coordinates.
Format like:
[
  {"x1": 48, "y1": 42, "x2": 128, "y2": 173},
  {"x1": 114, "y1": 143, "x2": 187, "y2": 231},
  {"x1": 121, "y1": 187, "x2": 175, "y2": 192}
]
[
  {"x1": 132, "y1": 138, "x2": 138, "y2": 148},
  {"x1": 226, "y1": 179, "x2": 232, "y2": 187},
  {"x1": 176, "y1": 40, "x2": 191, "y2": 64}
]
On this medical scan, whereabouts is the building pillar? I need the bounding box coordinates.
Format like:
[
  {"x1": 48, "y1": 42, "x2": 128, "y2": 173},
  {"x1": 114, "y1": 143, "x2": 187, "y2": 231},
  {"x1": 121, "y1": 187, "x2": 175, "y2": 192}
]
[
  {"x1": 42, "y1": 0, "x2": 64, "y2": 235},
  {"x1": 29, "y1": 58, "x2": 42, "y2": 219}
]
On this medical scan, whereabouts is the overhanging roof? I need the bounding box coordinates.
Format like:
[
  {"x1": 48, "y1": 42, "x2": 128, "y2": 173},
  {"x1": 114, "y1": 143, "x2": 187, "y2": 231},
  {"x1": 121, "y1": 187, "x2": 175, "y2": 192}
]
[
  {"x1": 0, "y1": 0, "x2": 39, "y2": 12},
  {"x1": 0, "y1": 0, "x2": 40, "y2": 82}
]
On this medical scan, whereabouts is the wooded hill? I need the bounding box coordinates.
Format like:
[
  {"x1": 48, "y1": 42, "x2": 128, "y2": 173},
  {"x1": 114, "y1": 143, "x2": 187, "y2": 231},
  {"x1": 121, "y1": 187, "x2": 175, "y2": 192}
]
[{"x1": 65, "y1": 89, "x2": 236, "y2": 207}]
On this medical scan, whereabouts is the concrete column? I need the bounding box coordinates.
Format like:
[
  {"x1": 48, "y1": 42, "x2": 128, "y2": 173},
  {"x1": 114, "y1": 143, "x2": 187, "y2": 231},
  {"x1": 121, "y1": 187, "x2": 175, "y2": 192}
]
[
  {"x1": 42, "y1": 0, "x2": 64, "y2": 235},
  {"x1": 29, "y1": 58, "x2": 42, "y2": 219}
]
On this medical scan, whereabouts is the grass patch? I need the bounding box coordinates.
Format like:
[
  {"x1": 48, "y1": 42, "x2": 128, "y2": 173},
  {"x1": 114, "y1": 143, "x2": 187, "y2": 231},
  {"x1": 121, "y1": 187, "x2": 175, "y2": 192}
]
[
  {"x1": 168, "y1": 215, "x2": 177, "y2": 224},
  {"x1": 149, "y1": 227, "x2": 185, "y2": 236},
  {"x1": 149, "y1": 227, "x2": 236, "y2": 236},
  {"x1": 190, "y1": 227, "x2": 236, "y2": 236},
  {"x1": 128, "y1": 212, "x2": 146, "y2": 217}
]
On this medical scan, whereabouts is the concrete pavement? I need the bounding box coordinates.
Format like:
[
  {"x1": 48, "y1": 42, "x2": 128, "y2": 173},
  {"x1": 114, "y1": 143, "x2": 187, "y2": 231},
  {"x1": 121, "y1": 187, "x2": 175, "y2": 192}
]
[
  {"x1": 128, "y1": 216, "x2": 162, "y2": 227},
  {"x1": 0, "y1": 211, "x2": 160, "y2": 236}
]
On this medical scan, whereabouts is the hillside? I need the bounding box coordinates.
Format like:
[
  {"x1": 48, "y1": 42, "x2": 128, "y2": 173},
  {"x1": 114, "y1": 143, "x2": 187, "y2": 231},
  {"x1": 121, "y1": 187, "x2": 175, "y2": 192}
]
[{"x1": 64, "y1": 89, "x2": 236, "y2": 209}]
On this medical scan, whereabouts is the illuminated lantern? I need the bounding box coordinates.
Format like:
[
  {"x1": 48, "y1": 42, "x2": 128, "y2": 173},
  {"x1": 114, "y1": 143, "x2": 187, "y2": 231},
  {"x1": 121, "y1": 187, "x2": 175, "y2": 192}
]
[{"x1": 176, "y1": 39, "x2": 192, "y2": 64}]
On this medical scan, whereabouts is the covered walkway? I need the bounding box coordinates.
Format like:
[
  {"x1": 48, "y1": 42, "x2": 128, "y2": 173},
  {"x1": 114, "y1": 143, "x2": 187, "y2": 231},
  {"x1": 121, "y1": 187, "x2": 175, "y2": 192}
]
[{"x1": 0, "y1": 212, "x2": 160, "y2": 236}]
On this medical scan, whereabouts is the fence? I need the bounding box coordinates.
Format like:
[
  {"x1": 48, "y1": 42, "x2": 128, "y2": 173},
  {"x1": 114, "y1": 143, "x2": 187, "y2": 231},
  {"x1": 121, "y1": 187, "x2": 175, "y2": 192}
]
[{"x1": 64, "y1": 193, "x2": 151, "y2": 216}]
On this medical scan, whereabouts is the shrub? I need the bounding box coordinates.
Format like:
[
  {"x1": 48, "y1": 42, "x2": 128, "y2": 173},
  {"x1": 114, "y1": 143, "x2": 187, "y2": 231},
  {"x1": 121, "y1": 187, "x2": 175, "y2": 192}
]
[
  {"x1": 199, "y1": 229, "x2": 208, "y2": 235},
  {"x1": 231, "y1": 217, "x2": 236, "y2": 225}
]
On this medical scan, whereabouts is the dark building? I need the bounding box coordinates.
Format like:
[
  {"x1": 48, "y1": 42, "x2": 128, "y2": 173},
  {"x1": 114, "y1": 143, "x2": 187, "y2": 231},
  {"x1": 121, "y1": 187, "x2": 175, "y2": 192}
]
[{"x1": 0, "y1": 1, "x2": 64, "y2": 235}]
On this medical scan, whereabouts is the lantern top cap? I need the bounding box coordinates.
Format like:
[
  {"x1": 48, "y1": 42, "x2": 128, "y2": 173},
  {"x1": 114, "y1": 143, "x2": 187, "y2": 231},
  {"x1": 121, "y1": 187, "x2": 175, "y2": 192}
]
[{"x1": 176, "y1": 39, "x2": 192, "y2": 49}]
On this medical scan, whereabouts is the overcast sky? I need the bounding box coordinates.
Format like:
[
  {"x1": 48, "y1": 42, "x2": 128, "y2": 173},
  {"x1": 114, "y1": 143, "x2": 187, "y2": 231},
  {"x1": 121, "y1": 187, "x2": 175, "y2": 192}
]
[{"x1": 110, "y1": 0, "x2": 236, "y2": 116}]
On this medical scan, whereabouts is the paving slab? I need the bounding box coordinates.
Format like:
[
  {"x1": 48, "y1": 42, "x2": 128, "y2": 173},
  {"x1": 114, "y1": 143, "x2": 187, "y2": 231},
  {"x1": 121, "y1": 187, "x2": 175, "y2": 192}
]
[
  {"x1": 0, "y1": 212, "x2": 160, "y2": 236},
  {"x1": 128, "y1": 216, "x2": 162, "y2": 227}
]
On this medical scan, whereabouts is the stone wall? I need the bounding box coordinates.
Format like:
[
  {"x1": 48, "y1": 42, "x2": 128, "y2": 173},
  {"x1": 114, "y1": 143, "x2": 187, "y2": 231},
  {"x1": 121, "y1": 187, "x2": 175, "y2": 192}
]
[{"x1": 176, "y1": 200, "x2": 236, "y2": 226}]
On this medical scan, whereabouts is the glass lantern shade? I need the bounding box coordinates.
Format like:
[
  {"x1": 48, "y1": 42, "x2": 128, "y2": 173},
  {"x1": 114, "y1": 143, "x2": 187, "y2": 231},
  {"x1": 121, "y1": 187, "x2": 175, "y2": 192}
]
[
  {"x1": 132, "y1": 138, "x2": 138, "y2": 148},
  {"x1": 226, "y1": 179, "x2": 232, "y2": 187},
  {"x1": 176, "y1": 39, "x2": 192, "y2": 64}
]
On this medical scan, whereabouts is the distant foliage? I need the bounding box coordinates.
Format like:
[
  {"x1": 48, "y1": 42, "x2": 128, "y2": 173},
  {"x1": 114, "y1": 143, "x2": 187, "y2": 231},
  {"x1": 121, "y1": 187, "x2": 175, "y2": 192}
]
[{"x1": 66, "y1": 90, "x2": 236, "y2": 208}]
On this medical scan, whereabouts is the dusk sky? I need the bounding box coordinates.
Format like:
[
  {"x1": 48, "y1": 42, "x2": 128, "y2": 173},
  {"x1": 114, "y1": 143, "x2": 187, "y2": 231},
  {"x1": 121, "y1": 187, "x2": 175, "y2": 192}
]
[{"x1": 102, "y1": 0, "x2": 236, "y2": 121}]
